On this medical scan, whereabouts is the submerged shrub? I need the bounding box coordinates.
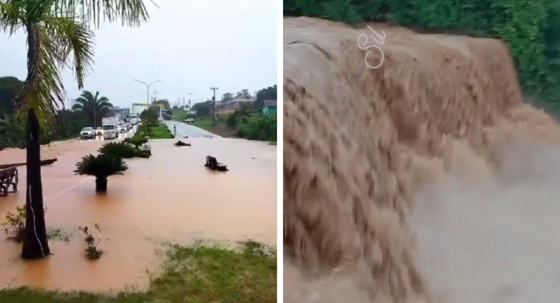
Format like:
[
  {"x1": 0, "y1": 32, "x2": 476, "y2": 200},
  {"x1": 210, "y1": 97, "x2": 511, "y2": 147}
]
[
  {"x1": 74, "y1": 154, "x2": 128, "y2": 192},
  {"x1": 100, "y1": 141, "x2": 150, "y2": 158},
  {"x1": 1, "y1": 206, "x2": 25, "y2": 242},
  {"x1": 2, "y1": 205, "x2": 47, "y2": 243},
  {"x1": 99, "y1": 142, "x2": 137, "y2": 158},
  {"x1": 79, "y1": 223, "x2": 103, "y2": 260},
  {"x1": 124, "y1": 136, "x2": 148, "y2": 149}
]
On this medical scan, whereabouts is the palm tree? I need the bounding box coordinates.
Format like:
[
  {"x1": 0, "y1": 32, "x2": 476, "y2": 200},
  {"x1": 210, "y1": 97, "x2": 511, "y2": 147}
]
[
  {"x1": 74, "y1": 154, "x2": 128, "y2": 192},
  {"x1": 0, "y1": 0, "x2": 150, "y2": 259},
  {"x1": 72, "y1": 90, "x2": 112, "y2": 128}
]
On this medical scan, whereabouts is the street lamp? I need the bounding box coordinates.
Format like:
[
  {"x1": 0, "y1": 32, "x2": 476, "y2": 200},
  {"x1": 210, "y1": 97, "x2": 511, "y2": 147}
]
[{"x1": 133, "y1": 79, "x2": 163, "y2": 109}]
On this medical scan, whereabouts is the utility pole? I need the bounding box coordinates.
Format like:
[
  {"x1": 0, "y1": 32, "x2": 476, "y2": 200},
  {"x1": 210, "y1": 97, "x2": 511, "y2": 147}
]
[
  {"x1": 210, "y1": 87, "x2": 218, "y2": 126},
  {"x1": 134, "y1": 78, "x2": 163, "y2": 110},
  {"x1": 152, "y1": 89, "x2": 159, "y2": 104},
  {"x1": 188, "y1": 93, "x2": 193, "y2": 115}
]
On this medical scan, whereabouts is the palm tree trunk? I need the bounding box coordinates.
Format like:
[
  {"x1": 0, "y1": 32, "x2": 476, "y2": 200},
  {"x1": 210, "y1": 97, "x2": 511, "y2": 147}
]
[
  {"x1": 95, "y1": 177, "x2": 108, "y2": 192},
  {"x1": 21, "y1": 23, "x2": 50, "y2": 260}
]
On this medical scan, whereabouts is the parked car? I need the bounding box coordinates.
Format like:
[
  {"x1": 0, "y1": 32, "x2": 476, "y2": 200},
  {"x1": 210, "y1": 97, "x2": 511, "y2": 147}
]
[
  {"x1": 80, "y1": 127, "x2": 95, "y2": 139},
  {"x1": 184, "y1": 118, "x2": 194, "y2": 123}
]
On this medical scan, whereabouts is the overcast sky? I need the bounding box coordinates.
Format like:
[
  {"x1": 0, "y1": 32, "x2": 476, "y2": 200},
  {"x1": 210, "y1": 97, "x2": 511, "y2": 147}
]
[{"x1": 0, "y1": 0, "x2": 277, "y2": 108}]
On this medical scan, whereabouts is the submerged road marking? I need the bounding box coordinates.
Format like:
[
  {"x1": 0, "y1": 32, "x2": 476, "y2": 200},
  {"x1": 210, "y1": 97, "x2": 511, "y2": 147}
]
[
  {"x1": 175, "y1": 124, "x2": 187, "y2": 137},
  {"x1": 44, "y1": 178, "x2": 89, "y2": 201}
]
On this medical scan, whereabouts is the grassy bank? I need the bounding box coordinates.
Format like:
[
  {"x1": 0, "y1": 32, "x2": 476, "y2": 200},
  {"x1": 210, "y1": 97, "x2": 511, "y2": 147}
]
[
  {"x1": 190, "y1": 113, "x2": 276, "y2": 142},
  {"x1": 188, "y1": 117, "x2": 234, "y2": 137},
  {"x1": 171, "y1": 108, "x2": 188, "y2": 122},
  {"x1": 190, "y1": 117, "x2": 213, "y2": 129},
  {"x1": 0, "y1": 241, "x2": 276, "y2": 303},
  {"x1": 135, "y1": 123, "x2": 173, "y2": 139}
]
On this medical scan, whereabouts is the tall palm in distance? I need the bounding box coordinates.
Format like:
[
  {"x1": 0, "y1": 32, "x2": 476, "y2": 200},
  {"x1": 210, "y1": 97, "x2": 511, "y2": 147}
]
[
  {"x1": 72, "y1": 90, "x2": 112, "y2": 128},
  {"x1": 0, "y1": 0, "x2": 151, "y2": 259}
]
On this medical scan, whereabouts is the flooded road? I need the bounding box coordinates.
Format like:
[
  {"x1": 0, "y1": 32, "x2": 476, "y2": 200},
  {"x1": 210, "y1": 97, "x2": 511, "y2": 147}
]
[
  {"x1": 165, "y1": 120, "x2": 221, "y2": 138},
  {"x1": 0, "y1": 136, "x2": 276, "y2": 292}
]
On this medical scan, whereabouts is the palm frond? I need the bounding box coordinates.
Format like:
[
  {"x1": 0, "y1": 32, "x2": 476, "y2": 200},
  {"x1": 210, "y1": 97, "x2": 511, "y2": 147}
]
[
  {"x1": 0, "y1": 0, "x2": 23, "y2": 35},
  {"x1": 97, "y1": 100, "x2": 112, "y2": 108},
  {"x1": 52, "y1": 0, "x2": 155, "y2": 27},
  {"x1": 76, "y1": 90, "x2": 95, "y2": 103},
  {"x1": 74, "y1": 154, "x2": 128, "y2": 178},
  {"x1": 71, "y1": 102, "x2": 84, "y2": 110},
  {"x1": 43, "y1": 15, "x2": 95, "y2": 88},
  {"x1": 17, "y1": 23, "x2": 64, "y2": 130}
]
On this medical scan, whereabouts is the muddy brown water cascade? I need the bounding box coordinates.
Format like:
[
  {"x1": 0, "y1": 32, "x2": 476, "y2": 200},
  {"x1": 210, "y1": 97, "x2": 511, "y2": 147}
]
[
  {"x1": 284, "y1": 17, "x2": 560, "y2": 302},
  {"x1": 0, "y1": 137, "x2": 276, "y2": 292}
]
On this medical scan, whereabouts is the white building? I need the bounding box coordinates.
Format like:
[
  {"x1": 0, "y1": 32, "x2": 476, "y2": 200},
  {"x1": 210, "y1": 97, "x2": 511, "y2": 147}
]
[{"x1": 131, "y1": 103, "x2": 148, "y2": 116}]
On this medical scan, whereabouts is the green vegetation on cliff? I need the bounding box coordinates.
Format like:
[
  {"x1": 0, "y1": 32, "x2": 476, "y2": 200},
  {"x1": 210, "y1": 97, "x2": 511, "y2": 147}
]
[{"x1": 284, "y1": 0, "x2": 560, "y2": 111}]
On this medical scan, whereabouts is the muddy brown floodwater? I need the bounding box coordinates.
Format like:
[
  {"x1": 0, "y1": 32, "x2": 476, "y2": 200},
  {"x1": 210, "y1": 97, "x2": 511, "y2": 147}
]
[
  {"x1": 284, "y1": 17, "x2": 560, "y2": 303},
  {"x1": 0, "y1": 137, "x2": 276, "y2": 292}
]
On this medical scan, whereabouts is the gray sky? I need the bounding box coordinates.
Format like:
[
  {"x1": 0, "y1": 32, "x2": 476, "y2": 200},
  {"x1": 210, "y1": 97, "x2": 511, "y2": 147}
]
[{"x1": 0, "y1": 0, "x2": 277, "y2": 108}]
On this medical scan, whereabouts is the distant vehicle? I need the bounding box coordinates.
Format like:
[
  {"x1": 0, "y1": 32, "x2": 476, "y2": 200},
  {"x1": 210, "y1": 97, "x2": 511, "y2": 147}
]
[
  {"x1": 184, "y1": 118, "x2": 194, "y2": 123},
  {"x1": 102, "y1": 117, "x2": 119, "y2": 140},
  {"x1": 103, "y1": 125, "x2": 118, "y2": 139},
  {"x1": 118, "y1": 122, "x2": 127, "y2": 133},
  {"x1": 96, "y1": 127, "x2": 103, "y2": 136},
  {"x1": 80, "y1": 127, "x2": 95, "y2": 139},
  {"x1": 130, "y1": 117, "x2": 139, "y2": 125},
  {"x1": 102, "y1": 117, "x2": 118, "y2": 126}
]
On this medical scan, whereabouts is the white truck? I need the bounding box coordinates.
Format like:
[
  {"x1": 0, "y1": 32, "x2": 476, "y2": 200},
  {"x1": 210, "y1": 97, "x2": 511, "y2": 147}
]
[{"x1": 102, "y1": 117, "x2": 119, "y2": 140}]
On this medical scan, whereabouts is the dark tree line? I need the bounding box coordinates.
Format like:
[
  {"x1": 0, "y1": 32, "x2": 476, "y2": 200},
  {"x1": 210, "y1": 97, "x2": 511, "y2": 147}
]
[{"x1": 0, "y1": 77, "x2": 112, "y2": 151}]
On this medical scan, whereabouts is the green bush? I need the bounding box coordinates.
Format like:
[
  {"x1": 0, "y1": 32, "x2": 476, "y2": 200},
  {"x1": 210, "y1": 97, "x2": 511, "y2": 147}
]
[
  {"x1": 99, "y1": 142, "x2": 137, "y2": 158},
  {"x1": 99, "y1": 142, "x2": 151, "y2": 158},
  {"x1": 1, "y1": 205, "x2": 47, "y2": 243},
  {"x1": 140, "y1": 109, "x2": 159, "y2": 135},
  {"x1": 236, "y1": 115, "x2": 276, "y2": 142},
  {"x1": 227, "y1": 111, "x2": 240, "y2": 127},
  {"x1": 135, "y1": 123, "x2": 173, "y2": 139},
  {"x1": 124, "y1": 136, "x2": 148, "y2": 149},
  {"x1": 237, "y1": 128, "x2": 245, "y2": 137}
]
